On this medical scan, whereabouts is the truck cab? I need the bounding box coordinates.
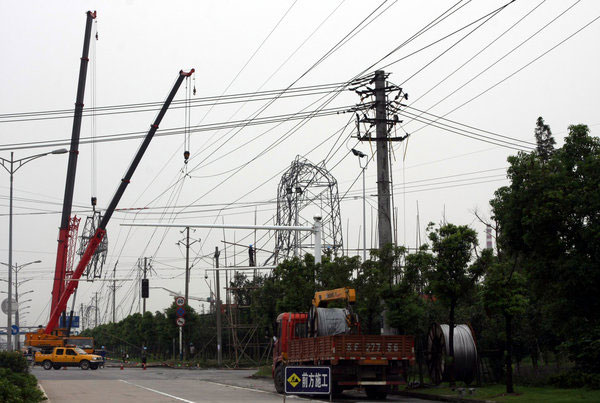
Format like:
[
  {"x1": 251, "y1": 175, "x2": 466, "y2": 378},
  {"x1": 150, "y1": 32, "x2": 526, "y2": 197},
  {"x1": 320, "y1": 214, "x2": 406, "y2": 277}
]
[{"x1": 273, "y1": 312, "x2": 307, "y2": 365}]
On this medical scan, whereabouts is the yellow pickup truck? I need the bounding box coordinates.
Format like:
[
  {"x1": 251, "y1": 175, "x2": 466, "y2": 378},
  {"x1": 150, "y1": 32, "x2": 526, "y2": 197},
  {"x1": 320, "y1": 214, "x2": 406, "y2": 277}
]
[{"x1": 35, "y1": 346, "x2": 104, "y2": 370}]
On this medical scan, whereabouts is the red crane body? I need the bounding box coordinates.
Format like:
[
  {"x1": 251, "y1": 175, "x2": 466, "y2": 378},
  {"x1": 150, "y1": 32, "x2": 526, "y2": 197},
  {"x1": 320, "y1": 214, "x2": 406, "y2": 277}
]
[
  {"x1": 51, "y1": 10, "x2": 97, "y2": 316},
  {"x1": 45, "y1": 69, "x2": 195, "y2": 334}
]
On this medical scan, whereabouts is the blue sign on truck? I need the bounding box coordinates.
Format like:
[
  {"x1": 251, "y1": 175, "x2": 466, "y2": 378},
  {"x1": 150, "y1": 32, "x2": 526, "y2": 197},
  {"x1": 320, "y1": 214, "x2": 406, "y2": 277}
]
[
  {"x1": 285, "y1": 366, "x2": 331, "y2": 395},
  {"x1": 59, "y1": 316, "x2": 80, "y2": 328}
]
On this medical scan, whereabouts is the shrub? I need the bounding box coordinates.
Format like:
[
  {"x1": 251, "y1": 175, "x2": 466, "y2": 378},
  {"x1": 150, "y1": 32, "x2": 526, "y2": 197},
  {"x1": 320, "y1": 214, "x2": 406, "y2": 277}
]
[
  {"x1": 550, "y1": 370, "x2": 600, "y2": 389},
  {"x1": 0, "y1": 352, "x2": 29, "y2": 373},
  {"x1": 0, "y1": 368, "x2": 46, "y2": 402},
  {"x1": 0, "y1": 353, "x2": 46, "y2": 402}
]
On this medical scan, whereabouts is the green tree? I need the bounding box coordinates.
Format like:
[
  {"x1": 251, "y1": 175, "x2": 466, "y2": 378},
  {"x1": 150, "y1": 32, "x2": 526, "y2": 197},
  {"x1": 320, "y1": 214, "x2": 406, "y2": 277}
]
[
  {"x1": 426, "y1": 223, "x2": 482, "y2": 386},
  {"x1": 482, "y1": 258, "x2": 529, "y2": 393},
  {"x1": 534, "y1": 116, "x2": 555, "y2": 162},
  {"x1": 491, "y1": 122, "x2": 600, "y2": 375}
]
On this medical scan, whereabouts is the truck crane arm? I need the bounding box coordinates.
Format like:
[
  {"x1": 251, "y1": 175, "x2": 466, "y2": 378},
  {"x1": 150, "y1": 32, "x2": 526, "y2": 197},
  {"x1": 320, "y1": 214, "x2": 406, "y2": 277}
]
[
  {"x1": 312, "y1": 287, "x2": 356, "y2": 307},
  {"x1": 51, "y1": 10, "x2": 97, "y2": 318},
  {"x1": 44, "y1": 69, "x2": 195, "y2": 334}
]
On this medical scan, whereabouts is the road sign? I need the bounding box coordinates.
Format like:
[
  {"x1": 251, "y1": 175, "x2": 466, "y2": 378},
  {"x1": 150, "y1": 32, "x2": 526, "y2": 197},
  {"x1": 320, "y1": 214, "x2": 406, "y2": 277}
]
[
  {"x1": 59, "y1": 316, "x2": 80, "y2": 328},
  {"x1": 176, "y1": 307, "x2": 185, "y2": 317},
  {"x1": 11, "y1": 325, "x2": 19, "y2": 335},
  {"x1": 285, "y1": 366, "x2": 331, "y2": 395},
  {"x1": 1, "y1": 298, "x2": 17, "y2": 314},
  {"x1": 176, "y1": 317, "x2": 185, "y2": 327},
  {"x1": 175, "y1": 296, "x2": 185, "y2": 307}
]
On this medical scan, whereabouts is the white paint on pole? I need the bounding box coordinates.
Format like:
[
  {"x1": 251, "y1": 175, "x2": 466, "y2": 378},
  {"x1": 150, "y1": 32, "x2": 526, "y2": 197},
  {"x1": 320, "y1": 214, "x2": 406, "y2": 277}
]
[{"x1": 313, "y1": 217, "x2": 322, "y2": 264}]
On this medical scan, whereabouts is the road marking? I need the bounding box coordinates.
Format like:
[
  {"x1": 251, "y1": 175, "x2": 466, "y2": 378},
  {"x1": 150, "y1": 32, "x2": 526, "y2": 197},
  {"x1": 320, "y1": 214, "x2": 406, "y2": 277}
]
[
  {"x1": 119, "y1": 379, "x2": 195, "y2": 402},
  {"x1": 202, "y1": 380, "x2": 274, "y2": 395},
  {"x1": 200, "y1": 380, "x2": 313, "y2": 402},
  {"x1": 202, "y1": 381, "x2": 307, "y2": 400}
]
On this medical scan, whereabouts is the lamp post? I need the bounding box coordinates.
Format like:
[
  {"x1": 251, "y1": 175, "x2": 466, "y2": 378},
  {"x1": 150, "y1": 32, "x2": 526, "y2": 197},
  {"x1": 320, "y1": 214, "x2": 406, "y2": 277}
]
[
  {"x1": 1, "y1": 149, "x2": 66, "y2": 350},
  {"x1": 1, "y1": 260, "x2": 41, "y2": 349},
  {"x1": 351, "y1": 149, "x2": 368, "y2": 261}
]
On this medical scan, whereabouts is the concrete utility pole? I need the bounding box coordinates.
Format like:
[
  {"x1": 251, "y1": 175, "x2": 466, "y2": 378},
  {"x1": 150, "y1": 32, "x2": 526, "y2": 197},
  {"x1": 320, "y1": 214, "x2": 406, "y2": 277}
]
[
  {"x1": 185, "y1": 228, "x2": 190, "y2": 304},
  {"x1": 375, "y1": 70, "x2": 393, "y2": 248},
  {"x1": 94, "y1": 292, "x2": 99, "y2": 328},
  {"x1": 177, "y1": 227, "x2": 198, "y2": 307},
  {"x1": 112, "y1": 262, "x2": 117, "y2": 323},
  {"x1": 142, "y1": 257, "x2": 147, "y2": 314},
  {"x1": 80, "y1": 303, "x2": 85, "y2": 331},
  {"x1": 214, "y1": 247, "x2": 223, "y2": 366}
]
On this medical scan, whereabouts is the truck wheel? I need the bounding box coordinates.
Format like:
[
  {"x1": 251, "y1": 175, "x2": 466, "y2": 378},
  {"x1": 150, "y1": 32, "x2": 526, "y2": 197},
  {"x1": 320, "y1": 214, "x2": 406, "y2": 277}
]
[
  {"x1": 274, "y1": 365, "x2": 285, "y2": 394},
  {"x1": 80, "y1": 360, "x2": 90, "y2": 370},
  {"x1": 365, "y1": 385, "x2": 388, "y2": 400},
  {"x1": 90, "y1": 364, "x2": 98, "y2": 370},
  {"x1": 43, "y1": 360, "x2": 53, "y2": 370},
  {"x1": 53, "y1": 364, "x2": 61, "y2": 370}
]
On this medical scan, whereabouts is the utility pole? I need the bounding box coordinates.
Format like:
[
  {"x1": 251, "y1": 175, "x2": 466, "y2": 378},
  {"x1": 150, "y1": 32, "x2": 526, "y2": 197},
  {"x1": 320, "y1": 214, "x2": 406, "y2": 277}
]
[
  {"x1": 178, "y1": 227, "x2": 198, "y2": 307},
  {"x1": 80, "y1": 303, "x2": 84, "y2": 331},
  {"x1": 214, "y1": 247, "x2": 222, "y2": 366},
  {"x1": 94, "y1": 292, "x2": 99, "y2": 328},
  {"x1": 185, "y1": 228, "x2": 190, "y2": 304},
  {"x1": 142, "y1": 257, "x2": 147, "y2": 313},
  {"x1": 354, "y1": 70, "x2": 409, "y2": 335},
  {"x1": 374, "y1": 70, "x2": 392, "y2": 248},
  {"x1": 14, "y1": 265, "x2": 19, "y2": 350},
  {"x1": 112, "y1": 261, "x2": 117, "y2": 323}
]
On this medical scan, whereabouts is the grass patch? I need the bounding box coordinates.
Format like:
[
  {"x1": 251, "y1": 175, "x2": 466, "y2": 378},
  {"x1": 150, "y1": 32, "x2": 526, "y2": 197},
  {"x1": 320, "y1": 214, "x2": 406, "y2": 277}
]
[
  {"x1": 408, "y1": 384, "x2": 600, "y2": 402},
  {"x1": 253, "y1": 365, "x2": 272, "y2": 378}
]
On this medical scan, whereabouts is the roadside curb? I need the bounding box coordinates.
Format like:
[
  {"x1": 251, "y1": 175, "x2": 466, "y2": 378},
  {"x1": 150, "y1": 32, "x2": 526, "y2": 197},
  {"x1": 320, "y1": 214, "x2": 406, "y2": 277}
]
[
  {"x1": 394, "y1": 390, "x2": 492, "y2": 403},
  {"x1": 38, "y1": 382, "x2": 50, "y2": 402}
]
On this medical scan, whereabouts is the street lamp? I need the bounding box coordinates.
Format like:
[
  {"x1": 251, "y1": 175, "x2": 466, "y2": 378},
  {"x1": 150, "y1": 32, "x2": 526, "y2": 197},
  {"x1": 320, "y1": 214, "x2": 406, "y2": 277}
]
[
  {"x1": 0, "y1": 149, "x2": 62, "y2": 351},
  {"x1": 0, "y1": 260, "x2": 42, "y2": 350},
  {"x1": 351, "y1": 149, "x2": 368, "y2": 261}
]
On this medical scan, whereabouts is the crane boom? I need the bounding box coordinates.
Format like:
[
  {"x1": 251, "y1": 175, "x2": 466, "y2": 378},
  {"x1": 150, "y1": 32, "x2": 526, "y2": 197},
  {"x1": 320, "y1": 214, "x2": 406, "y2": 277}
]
[
  {"x1": 45, "y1": 69, "x2": 195, "y2": 334},
  {"x1": 51, "y1": 10, "x2": 97, "y2": 316},
  {"x1": 312, "y1": 287, "x2": 356, "y2": 307}
]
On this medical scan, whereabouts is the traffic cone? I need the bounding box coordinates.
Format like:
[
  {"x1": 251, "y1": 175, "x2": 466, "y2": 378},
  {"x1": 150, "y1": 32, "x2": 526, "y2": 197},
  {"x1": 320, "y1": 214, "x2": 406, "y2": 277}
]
[{"x1": 120, "y1": 363, "x2": 124, "y2": 370}]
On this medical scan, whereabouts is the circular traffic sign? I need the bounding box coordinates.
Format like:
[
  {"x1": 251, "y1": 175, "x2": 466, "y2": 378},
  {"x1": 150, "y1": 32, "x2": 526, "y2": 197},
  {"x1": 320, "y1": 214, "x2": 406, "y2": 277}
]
[
  {"x1": 176, "y1": 307, "x2": 186, "y2": 317},
  {"x1": 1, "y1": 298, "x2": 17, "y2": 315},
  {"x1": 11, "y1": 325, "x2": 19, "y2": 335},
  {"x1": 175, "y1": 296, "x2": 185, "y2": 307},
  {"x1": 176, "y1": 317, "x2": 185, "y2": 327}
]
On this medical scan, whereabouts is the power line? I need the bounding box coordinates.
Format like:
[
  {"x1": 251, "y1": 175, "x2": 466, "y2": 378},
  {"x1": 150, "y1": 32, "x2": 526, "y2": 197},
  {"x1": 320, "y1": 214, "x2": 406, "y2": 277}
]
[
  {"x1": 0, "y1": 104, "x2": 353, "y2": 151},
  {"x1": 402, "y1": 0, "x2": 581, "y2": 130},
  {"x1": 407, "y1": 10, "x2": 600, "y2": 138}
]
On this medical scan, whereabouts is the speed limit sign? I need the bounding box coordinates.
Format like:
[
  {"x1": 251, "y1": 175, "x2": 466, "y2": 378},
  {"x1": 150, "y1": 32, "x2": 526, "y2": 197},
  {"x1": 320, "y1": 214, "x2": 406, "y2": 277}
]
[
  {"x1": 176, "y1": 317, "x2": 186, "y2": 327},
  {"x1": 175, "y1": 296, "x2": 185, "y2": 307}
]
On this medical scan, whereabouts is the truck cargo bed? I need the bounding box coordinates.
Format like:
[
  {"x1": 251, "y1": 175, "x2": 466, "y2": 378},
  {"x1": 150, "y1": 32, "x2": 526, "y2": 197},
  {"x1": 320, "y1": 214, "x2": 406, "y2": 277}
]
[{"x1": 288, "y1": 335, "x2": 414, "y2": 362}]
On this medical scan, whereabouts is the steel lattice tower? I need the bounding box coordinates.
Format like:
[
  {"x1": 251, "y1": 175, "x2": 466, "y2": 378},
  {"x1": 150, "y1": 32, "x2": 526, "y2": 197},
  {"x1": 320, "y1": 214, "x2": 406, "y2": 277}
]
[
  {"x1": 274, "y1": 156, "x2": 343, "y2": 262},
  {"x1": 77, "y1": 211, "x2": 108, "y2": 279}
]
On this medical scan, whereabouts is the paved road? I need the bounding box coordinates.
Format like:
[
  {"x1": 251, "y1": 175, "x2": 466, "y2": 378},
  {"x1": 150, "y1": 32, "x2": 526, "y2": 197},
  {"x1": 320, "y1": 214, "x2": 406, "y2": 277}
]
[{"x1": 34, "y1": 367, "x2": 434, "y2": 402}]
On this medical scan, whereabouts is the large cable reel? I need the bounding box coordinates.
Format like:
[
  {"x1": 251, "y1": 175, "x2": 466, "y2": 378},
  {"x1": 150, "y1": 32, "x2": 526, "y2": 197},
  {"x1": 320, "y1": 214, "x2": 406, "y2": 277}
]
[{"x1": 426, "y1": 323, "x2": 478, "y2": 385}]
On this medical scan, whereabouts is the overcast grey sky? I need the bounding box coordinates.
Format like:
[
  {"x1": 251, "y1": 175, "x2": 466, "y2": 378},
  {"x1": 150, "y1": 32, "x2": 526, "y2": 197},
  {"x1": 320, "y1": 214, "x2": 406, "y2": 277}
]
[{"x1": 1, "y1": 0, "x2": 599, "y2": 330}]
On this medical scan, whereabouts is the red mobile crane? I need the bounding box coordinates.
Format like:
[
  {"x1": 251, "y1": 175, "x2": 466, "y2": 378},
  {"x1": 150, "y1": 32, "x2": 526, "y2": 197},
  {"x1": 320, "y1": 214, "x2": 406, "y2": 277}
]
[
  {"x1": 51, "y1": 9, "x2": 96, "y2": 330},
  {"x1": 45, "y1": 68, "x2": 194, "y2": 334},
  {"x1": 25, "y1": 9, "x2": 194, "y2": 350}
]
